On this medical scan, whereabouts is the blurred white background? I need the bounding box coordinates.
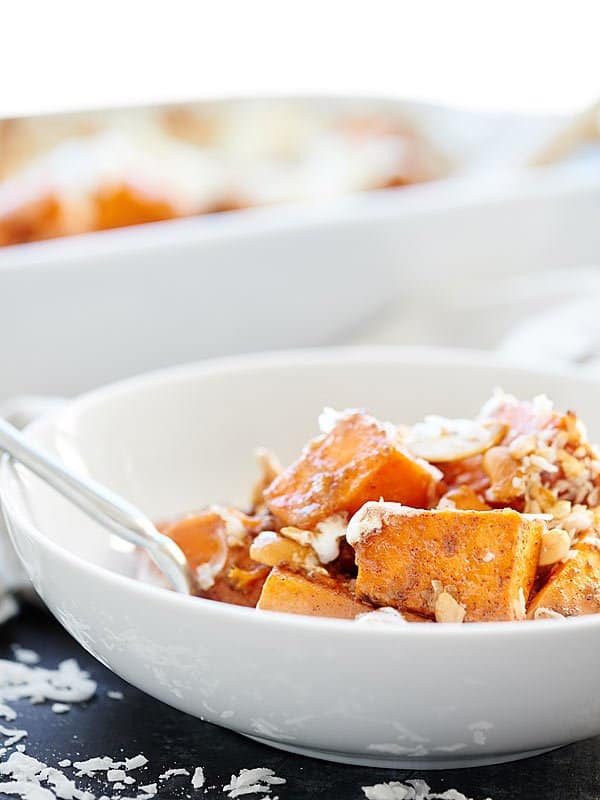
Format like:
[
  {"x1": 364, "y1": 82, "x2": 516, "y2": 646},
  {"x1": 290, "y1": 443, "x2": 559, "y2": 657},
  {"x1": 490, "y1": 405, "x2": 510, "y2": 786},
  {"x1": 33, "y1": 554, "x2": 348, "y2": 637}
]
[{"x1": 2, "y1": 0, "x2": 599, "y2": 118}]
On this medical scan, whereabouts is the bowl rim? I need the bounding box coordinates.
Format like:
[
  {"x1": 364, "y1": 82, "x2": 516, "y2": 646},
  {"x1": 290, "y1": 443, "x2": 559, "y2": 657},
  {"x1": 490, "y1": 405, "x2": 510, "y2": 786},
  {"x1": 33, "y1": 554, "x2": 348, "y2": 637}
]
[{"x1": 3, "y1": 344, "x2": 600, "y2": 639}]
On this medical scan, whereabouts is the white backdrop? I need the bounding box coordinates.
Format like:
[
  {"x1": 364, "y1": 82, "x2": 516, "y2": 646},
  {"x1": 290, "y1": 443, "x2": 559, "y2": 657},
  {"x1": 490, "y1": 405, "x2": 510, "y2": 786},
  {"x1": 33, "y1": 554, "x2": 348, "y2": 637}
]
[{"x1": 2, "y1": 0, "x2": 600, "y2": 118}]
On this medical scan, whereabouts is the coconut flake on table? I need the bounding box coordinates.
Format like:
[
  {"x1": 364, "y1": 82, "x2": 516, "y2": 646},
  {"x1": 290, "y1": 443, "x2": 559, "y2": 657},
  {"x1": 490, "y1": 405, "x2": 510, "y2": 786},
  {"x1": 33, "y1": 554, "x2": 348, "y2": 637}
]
[
  {"x1": 223, "y1": 767, "x2": 286, "y2": 798},
  {"x1": 0, "y1": 703, "x2": 18, "y2": 722},
  {"x1": 362, "y1": 778, "x2": 492, "y2": 800},
  {"x1": 11, "y1": 648, "x2": 40, "y2": 667},
  {"x1": 0, "y1": 725, "x2": 28, "y2": 747},
  {"x1": 0, "y1": 596, "x2": 19, "y2": 627},
  {"x1": 0, "y1": 658, "x2": 96, "y2": 706},
  {"x1": 73, "y1": 756, "x2": 124, "y2": 776},
  {"x1": 158, "y1": 768, "x2": 190, "y2": 780},
  {"x1": 123, "y1": 756, "x2": 147, "y2": 772},
  {"x1": 191, "y1": 767, "x2": 205, "y2": 789},
  {"x1": 51, "y1": 704, "x2": 70, "y2": 715},
  {"x1": 106, "y1": 692, "x2": 123, "y2": 701}
]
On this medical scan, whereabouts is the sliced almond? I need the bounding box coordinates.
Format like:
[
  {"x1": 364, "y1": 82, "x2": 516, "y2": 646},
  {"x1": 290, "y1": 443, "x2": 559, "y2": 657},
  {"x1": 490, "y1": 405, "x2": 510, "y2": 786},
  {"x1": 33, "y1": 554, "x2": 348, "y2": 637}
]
[
  {"x1": 250, "y1": 447, "x2": 282, "y2": 509},
  {"x1": 404, "y1": 417, "x2": 507, "y2": 463},
  {"x1": 250, "y1": 530, "x2": 320, "y2": 571},
  {"x1": 539, "y1": 529, "x2": 571, "y2": 567},
  {"x1": 434, "y1": 591, "x2": 466, "y2": 623},
  {"x1": 483, "y1": 446, "x2": 523, "y2": 502}
]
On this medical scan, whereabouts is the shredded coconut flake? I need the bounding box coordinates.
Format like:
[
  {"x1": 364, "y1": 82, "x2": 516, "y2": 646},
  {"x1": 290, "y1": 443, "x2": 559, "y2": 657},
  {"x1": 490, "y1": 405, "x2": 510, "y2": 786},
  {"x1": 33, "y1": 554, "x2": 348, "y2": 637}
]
[
  {"x1": 191, "y1": 767, "x2": 205, "y2": 789},
  {"x1": 124, "y1": 755, "x2": 148, "y2": 772},
  {"x1": 159, "y1": 768, "x2": 189, "y2": 781},
  {"x1": 223, "y1": 768, "x2": 286, "y2": 798},
  {"x1": 0, "y1": 725, "x2": 28, "y2": 747},
  {"x1": 51, "y1": 704, "x2": 70, "y2": 715},
  {"x1": 362, "y1": 779, "x2": 492, "y2": 800},
  {"x1": 106, "y1": 692, "x2": 123, "y2": 701},
  {"x1": 355, "y1": 608, "x2": 407, "y2": 625},
  {"x1": 0, "y1": 659, "x2": 97, "y2": 707},
  {"x1": 11, "y1": 649, "x2": 40, "y2": 667}
]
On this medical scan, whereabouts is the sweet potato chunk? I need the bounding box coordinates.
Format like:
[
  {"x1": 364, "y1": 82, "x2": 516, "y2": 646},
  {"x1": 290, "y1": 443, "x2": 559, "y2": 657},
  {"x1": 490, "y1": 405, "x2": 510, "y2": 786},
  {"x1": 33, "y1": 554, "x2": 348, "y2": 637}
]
[
  {"x1": 163, "y1": 511, "x2": 267, "y2": 607},
  {"x1": 264, "y1": 413, "x2": 439, "y2": 529},
  {"x1": 257, "y1": 567, "x2": 372, "y2": 619},
  {"x1": 528, "y1": 542, "x2": 600, "y2": 618},
  {"x1": 94, "y1": 181, "x2": 182, "y2": 230},
  {"x1": 437, "y1": 486, "x2": 490, "y2": 511},
  {"x1": 351, "y1": 503, "x2": 543, "y2": 622}
]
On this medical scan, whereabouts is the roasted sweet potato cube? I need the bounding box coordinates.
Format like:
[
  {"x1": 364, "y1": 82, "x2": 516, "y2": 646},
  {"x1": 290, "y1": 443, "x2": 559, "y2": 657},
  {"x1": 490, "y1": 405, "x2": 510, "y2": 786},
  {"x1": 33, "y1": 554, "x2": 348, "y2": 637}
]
[
  {"x1": 162, "y1": 512, "x2": 225, "y2": 572},
  {"x1": 264, "y1": 413, "x2": 439, "y2": 529},
  {"x1": 163, "y1": 511, "x2": 268, "y2": 607},
  {"x1": 94, "y1": 181, "x2": 182, "y2": 231},
  {"x1": 350, "y1": 503, "x2": 544, "y2": 622},
  {"x1": 257, "y1": 566, "x2": 372, "y2": 619},
  {"x1": 437, "y1": 486, "x2": 491, "y2": 511},
  {"x1": 528, "y1": 541, "x2": 600, "y2": 618}
]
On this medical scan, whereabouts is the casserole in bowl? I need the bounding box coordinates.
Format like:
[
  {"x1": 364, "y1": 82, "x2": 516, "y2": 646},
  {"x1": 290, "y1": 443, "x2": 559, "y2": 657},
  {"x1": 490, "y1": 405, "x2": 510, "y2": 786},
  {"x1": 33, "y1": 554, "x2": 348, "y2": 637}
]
[{"x1": 2, "y1": 347, "x2": 600, "y2": 768}]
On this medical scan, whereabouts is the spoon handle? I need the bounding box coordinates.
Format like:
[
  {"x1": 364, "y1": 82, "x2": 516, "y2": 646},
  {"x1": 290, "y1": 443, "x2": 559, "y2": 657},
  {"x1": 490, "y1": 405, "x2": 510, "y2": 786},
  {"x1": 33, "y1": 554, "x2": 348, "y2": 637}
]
[{"x1": 0, "y1": 417, "x2": 195, "y2": 595}]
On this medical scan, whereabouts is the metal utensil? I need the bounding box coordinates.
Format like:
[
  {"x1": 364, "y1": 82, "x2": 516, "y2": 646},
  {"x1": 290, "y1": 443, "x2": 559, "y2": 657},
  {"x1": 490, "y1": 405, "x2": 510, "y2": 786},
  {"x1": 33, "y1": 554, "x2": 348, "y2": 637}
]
[{"x1": 0, "y1": 416, "x2": 195, "y2": 595}]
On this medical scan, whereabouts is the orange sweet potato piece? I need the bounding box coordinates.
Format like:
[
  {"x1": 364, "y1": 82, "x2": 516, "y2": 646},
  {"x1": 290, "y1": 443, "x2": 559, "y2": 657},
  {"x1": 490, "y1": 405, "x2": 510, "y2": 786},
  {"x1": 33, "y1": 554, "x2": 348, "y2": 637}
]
[
  {"x1": 94, "y1": 181, "x2": 182, "y2": 231},
  {"x1": 528, "y1": 541, "x2": 600, "y2": 618},
  {"x1": 257, "y1": 567, "x2": 372, "y2": 619},
  {"x1": 163, "y1": 511, "x2": 267, "y2": 607},
  {"x1": 437, "y1": 455, "x2": 490, "y2": 496},
  {"x1": 264, "y1": 413, "x2": 439, "y2": 529},
  {"x1": 437, "y1": 486, "x2": 490, "y2": 511},
  {"x1": 162, "y1": 512, "x2": 225, "y2": 571},
  {"x1": 352, "y1": 504, "x2": 543, "y2": 621}
]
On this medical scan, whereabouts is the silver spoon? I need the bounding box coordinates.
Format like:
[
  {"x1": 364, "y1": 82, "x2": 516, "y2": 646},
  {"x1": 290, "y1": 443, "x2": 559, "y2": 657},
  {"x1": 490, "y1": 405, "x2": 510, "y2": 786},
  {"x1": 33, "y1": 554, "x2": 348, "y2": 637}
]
[{"x1": 0, "y1": 417, "x2": 196, "y2": 595}]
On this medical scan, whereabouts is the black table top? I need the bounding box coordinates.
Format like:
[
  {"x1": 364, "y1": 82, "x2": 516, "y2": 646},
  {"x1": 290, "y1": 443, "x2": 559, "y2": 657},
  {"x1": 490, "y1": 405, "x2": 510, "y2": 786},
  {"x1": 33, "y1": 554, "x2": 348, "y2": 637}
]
[{"x1": 1, "y1": 603, "x2": 599, "y2": 800}]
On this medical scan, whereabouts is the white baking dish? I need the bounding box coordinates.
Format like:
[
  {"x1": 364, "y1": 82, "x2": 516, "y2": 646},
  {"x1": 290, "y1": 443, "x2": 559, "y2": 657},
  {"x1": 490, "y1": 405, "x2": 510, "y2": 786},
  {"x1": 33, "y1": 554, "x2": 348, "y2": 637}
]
[{"x1": 0, "y1": 97, "x2": 599, "y2": 401}]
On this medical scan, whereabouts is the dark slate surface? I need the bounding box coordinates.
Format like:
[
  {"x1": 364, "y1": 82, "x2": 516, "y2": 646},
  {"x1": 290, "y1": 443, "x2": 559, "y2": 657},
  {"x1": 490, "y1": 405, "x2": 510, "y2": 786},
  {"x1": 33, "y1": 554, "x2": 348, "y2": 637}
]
[{"x1": 1, "y1": 602, "x2": 599, "y2": 799}]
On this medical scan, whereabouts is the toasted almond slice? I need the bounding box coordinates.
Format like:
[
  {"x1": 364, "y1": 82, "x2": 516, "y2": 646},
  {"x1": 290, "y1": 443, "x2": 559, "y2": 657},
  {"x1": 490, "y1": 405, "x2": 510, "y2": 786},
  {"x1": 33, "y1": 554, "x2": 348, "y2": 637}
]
[
  {"x1": 539, "y1": 529, "x2": 571, "y2": 567},
  {"x1": 250, "y1": 447, "x2": 282, "y2": 509},
  {"x1": 434, "y1": 591, "x2": 466, "y2": 623},
  {"x1": 250, "y1": 530, "x2": 320, "y2": 571},
  {"x1": 404, "y1": 417, "x2": 507, "y2": 463}
]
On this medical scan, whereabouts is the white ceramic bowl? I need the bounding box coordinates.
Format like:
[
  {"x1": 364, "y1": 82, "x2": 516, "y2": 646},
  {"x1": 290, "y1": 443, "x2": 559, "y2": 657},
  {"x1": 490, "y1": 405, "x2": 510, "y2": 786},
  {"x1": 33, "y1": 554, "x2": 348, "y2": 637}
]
[{"x1": 2, "y1": 347, "x2": 600, "y2": 769}]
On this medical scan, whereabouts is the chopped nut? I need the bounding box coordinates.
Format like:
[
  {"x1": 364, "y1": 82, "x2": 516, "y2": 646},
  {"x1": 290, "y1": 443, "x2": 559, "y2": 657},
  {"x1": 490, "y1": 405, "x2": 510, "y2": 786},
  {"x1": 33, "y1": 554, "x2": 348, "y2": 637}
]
[
  {"x1": 539, "y1": 529, "x2": 571, "y2": 566},
  {"x1": 249, "y1": 530, "x2": 321, "y2": 571},
  {"x1": 509, "y1": 434, "x2": 537, "y2": 460},
  {"x1": 557, "y1": 449, "x2": 586, "y2": 479},
  {"x1": 250, "y1": 447, "x2": 282, "y2": 509},
  {"x1": 483, "y1": 446, "x2": 522, "y2": 502},
  {"x1": 434, "y1": 591, "x2": 466, "y2": 623},
  {"x1": 533, "y1": 607, "x2": 565, "y2": 620}
]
